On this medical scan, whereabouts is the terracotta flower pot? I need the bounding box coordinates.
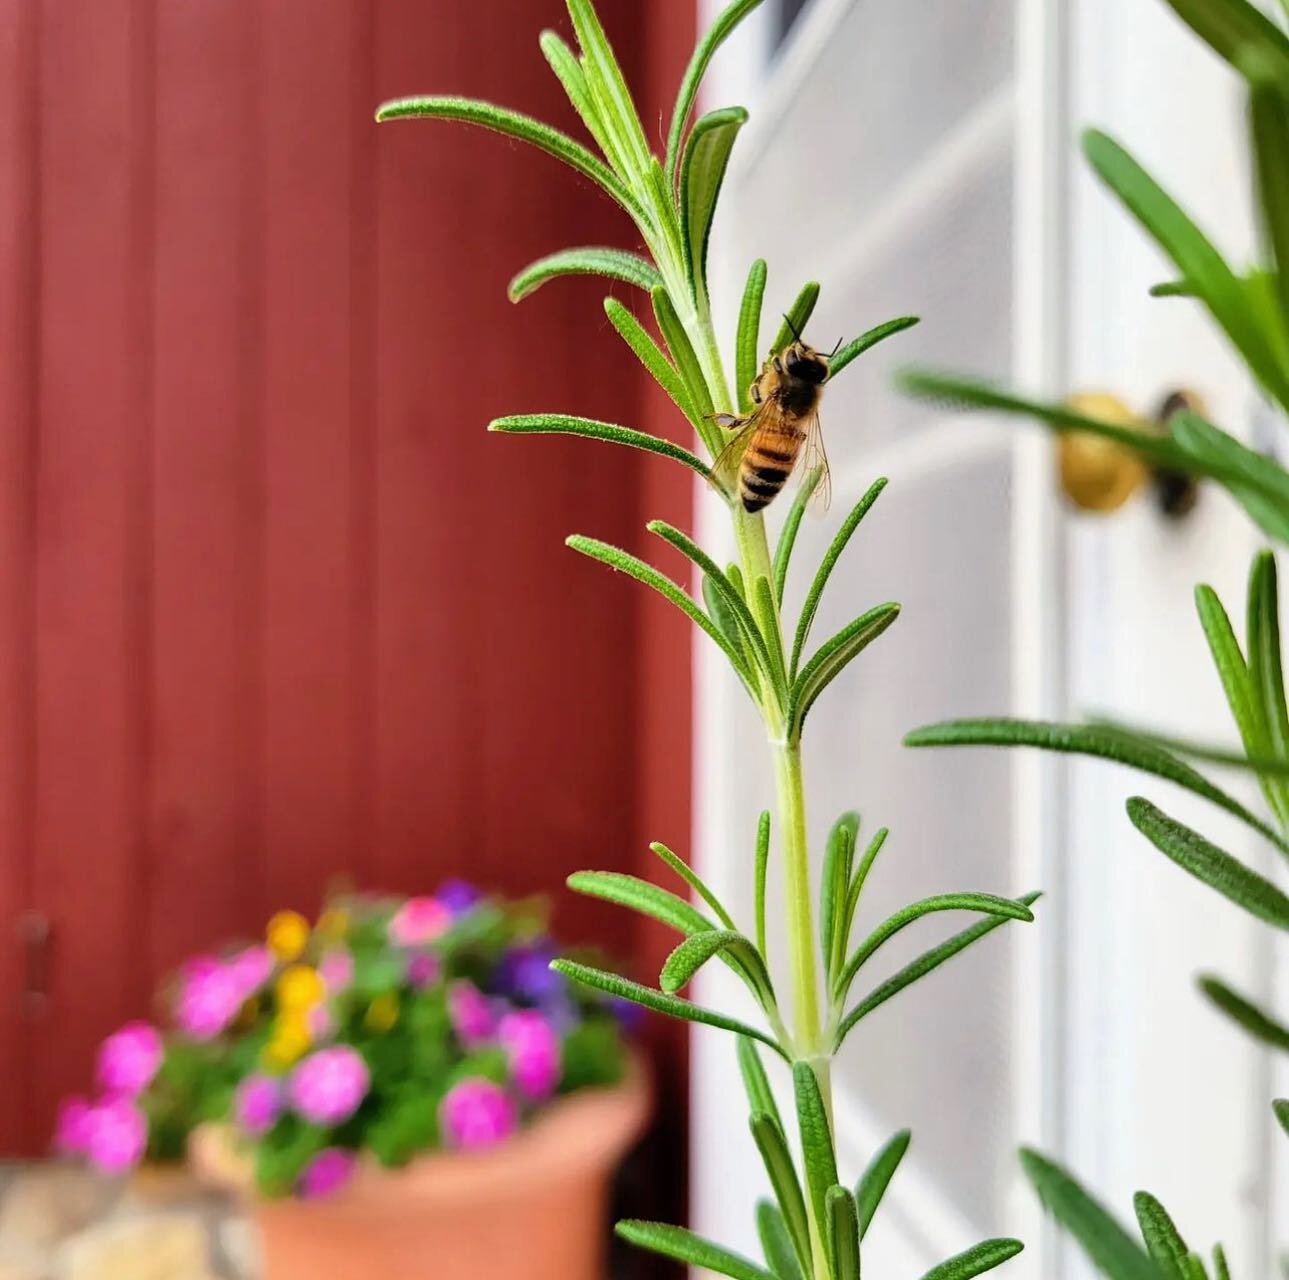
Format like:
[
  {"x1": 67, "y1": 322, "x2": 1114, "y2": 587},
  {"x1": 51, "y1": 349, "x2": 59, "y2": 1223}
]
[{"x1": 189, "y1": 1059, "x2": 650, "y2": 1280}]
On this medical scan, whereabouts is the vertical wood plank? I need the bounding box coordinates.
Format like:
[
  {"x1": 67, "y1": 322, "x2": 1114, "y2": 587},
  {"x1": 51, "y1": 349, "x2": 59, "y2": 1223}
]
[
  {"x1": 0, "y1": 0, "x2": 38, "y2": 1152},
  {"x1": 30, "y1": 0, "x2": 152, "y2": 1142},
  {"x1": 149, "y1": 0, "x2": 260, "y2": 972},
  {"x1": 259, "y1": 0, "x2": 361, "y2": 912}
]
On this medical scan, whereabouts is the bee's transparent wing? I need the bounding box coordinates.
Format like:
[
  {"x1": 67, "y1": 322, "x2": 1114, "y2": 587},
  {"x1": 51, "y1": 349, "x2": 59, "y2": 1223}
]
[
  {"x1": 708, "y1": 411, "x2": 764, "y2": 501},
  {"x1": 801, "y1": 413, "x2": 832, "y2": 514}
]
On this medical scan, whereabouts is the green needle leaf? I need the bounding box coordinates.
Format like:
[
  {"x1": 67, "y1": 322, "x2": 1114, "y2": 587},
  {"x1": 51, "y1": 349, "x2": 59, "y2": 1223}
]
[
  {"x1": 491, "y1": 413, "x2": 711, "y2": 480},
  {"x1": 651, "y1": 840, "x2": 737, "y2": 930},
  {"x1": 566, "y1": 0, "x2": 651, "y2": 178},
  {"x1": 738, "y1": 1037, "x2": 783, "y2": 1133},
  {"x1": 538, "y1": 29, "x2": 618, "y2": 165},
  {"x1": 567, "y1": 535, "x2": 755, "y2": 688},
  {"x1": 1195, "y1": 582, "x2": 1268, "y2": 760},
  {"x1": 1133, "y1": 1192, "x2": 1190, "y2": 1280},
  {"x1": 919, "y1": 1240, "x2": 1025, "y2": 1280},
  {"x1": 508, "y1": 247, "x2": 661, "y2": 302},
  {"x1": 834, "y1": 893, "x2": 1035, "y2": 1005},
  {"x1": 756, "y1": 1201, "x2": 804, "y2": 1280},
  {"x1": 855, "y1": 1129, "x2": 911, "y2": 1238},
  {"x1": 773, "y1": 468, "x2": 823, "y2": 604},
  {"x1": 1158, "y1": 0, "x2": 1289, "y2": 81},
  {"x1": 603, "y1": 297, "x2": 700, "y2": 428},
  {"x1": 1197, "y1": 973, "x2": 1289, "y2": 1049},
  {"x1": 789, "y1": 604, "x2": 902, "y2": 738},
  {"x1": 553, "y1": 960, "x2": 786, "y2": 1057},
  {"x1": 1126, "y1": 797, "x2": 1289, "y2": 928},
  {"x1": 1021, "y1": 1149, "x2": 1164, "y2": 1280},
  {"x1": 654, "y1": 287, "x2": 719, "y2": 447},
  {"x1": 650, "y1": 520, "x2": 778, "y2": 689},
  {"x1": 755, "y1": 810, "x2": 771, "y2": 958},
  {"x1": 1244, "y1": 551, "x2": 1289, "y2": 820},
  {"x1": 791, "y1": 478, "x2": 889, "y2": 677},
  {"x1": 1213, "y1": 1244, "x2": 1232, "y2": 1280},
  {"x1": 737, "y1": 259, "x2": 769, "y2": 412},
  {"x1": 1083, "y1": 128, "x2": 1289, "y2": 409},
  {"x1": 845, "y1": 827, "x2": 890, "y2": 938},
  {"x1": 903, "y1": 718, "x2": 1289, "y2": 854},
  {"x1": 616, "y1": 1221, "x2": 776, "y2": 1280},
  {"x1": 660, "y1": 929, "x2": 776, "y2": 1009},
  {"x1": 821, "y1": 811, "x2": 860, "y2": 985},
  {"x1": 666, "y1": 0, "x2": 765, "y2": 186},
  {"x1": 773, "y1": 283, "x2": 822, "y2": 354},
  {"x1": 373, "y1": 95, "x2": 638, "y2": 218},
  {"x1": 836, "y1": 892, "x2": 1040, "y2": 1049},
  {"x1": 682, "y1": 107, "x2": 749, "y2": 297},
  {"x1": 793, "y1": 1062, "x2": 839, "y2": 1243},
  {"x1": 1273, "y1": 1099, "x2": 1288, "y2": 1137},
  {"x1": 566, "y1": 869, "x2": 712, "y2": 935},
  {"x1": 826, "y1": 1186, "x2": 861, "y2": 1280},
  {"x1": 828, "y1": 316, "x2": 920, "y2": 381},
  {"x1": 1250, "y1": 73, "x2": 1289, "y2": 325},
  {"x1": 750, "y1": 1113, "x2": 813, "y2": 1278}
]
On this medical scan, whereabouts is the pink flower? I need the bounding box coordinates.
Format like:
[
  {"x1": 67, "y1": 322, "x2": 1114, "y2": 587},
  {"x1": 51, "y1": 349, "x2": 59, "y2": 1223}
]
[
  {"x1": 318, "y1": 950, "x2": 354, "y2": 994},
  {"x1": 447, "y1": 980, "x2": 494, "y2": 1048},
  {"x1": 298, "y1": 1148, "x2": 356, "y2": 1198},
  {"x1": 228, "y1": 945, "x2": 272, "y2": 996},
  {"x1": 498, "y1": 1010, "x2": 561, "y2": 1101},
  {"x1": 95, "y1": 1022, "x2": 163, "y2": 1098},
  {"x1": 388, "y1": 896, "x2": 450, "y2": 947},
  {"x1": 175, "y1": 956, "x2": 241, "y2": 1040},
  {"x1": 54, "y1": 1096, "x2": 94, "y2": 1154},
  {"x1": 307, "y1": 1003, "x2": 335, "y2": 1040},
  {"x1": 287, "y1": 1046, "x2": 370, "y2": 1127},
  {"x1": 85, "y1": 1098, "x2": 147, "y2": 1174},
  {"x1": 439, "y1": 1078, "x2": 517, "y2": 1150},
  {"x1": 234, "y1": 1074, "x2": 282, "y2": 1136},
  {"x1": 405, "y1": 951, "x2": 440, "y2": 989}
]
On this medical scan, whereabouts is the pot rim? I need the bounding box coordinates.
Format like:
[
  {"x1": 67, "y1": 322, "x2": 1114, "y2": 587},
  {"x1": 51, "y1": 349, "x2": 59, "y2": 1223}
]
[{"x1": 189, "y1": 1053, "x2": 651, "y2": 1210}]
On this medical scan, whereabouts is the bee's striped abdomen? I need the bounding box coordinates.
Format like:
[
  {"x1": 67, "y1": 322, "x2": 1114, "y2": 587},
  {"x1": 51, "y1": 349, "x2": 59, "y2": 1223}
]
[{"x1": 738, "y1": 430, "x2": 801, "y2": 513}]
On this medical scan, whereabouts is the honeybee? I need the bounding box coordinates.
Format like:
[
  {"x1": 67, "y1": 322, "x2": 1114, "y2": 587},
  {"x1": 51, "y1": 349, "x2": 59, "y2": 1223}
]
[{"x1": 712, "y1": 332, "x2": 835, "y2": 514}]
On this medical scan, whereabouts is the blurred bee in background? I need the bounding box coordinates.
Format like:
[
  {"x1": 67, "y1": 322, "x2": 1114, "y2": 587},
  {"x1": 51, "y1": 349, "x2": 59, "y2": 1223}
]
[{"x1": 712, "y1": 325, "x2": 838, "y2": 514}]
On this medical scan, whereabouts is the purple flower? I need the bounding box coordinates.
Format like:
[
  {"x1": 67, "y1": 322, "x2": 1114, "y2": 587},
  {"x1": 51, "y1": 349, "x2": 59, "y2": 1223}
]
[
  {"x1": 318, "y1": 950, "x2": 354, "y2": 994},
  {"x1": 234, "y1": 1074, "x2": 283, "y2": 1136},
  {"x1": 175, "y1": 956, "x2": 241, "y2": 1040},
  {"x1": 298, "y1": 1148, "x2": 356, "y2": 1198},
  {"x1": 495, "y1": 940, "x2": 564, "y2": 1005},
  {"x1": 436, "y1": 880, "x2": 479, "y2": 917},
  {"x1": 287, "y1": 1046, "x2": 370, "y2": 1127},
  {"x1": 609, "y1": 997, "x2": 645, "y2": 1033},
  {"x1": 388, "y1": 897, "x2": 450, "y2": 947},
  {"x1": 228, "y1": 945, "x2": 272, "y2": 997},
  {"x1": 498, "y1": 1010, "x2": 561, "y2": 1100},
  {"x1": 405, "y1": 951, "x2": 440, "y2": 989},
  {"x1": 447, "y1": 981, "x2": 495, "y2": 1048},
  {"x1": 95, "y1": 1021, "x2": 163, "y2": 1097},
  {"x1": 54, "y1": 1096, "x2": 94, "y2": 1154},
  {"x1": 85, "y1": 1098, "x2": 147, "y2": 1174},
  {"x1": 439, "y1": 1078, "x2": 517, "y2": 1150}
]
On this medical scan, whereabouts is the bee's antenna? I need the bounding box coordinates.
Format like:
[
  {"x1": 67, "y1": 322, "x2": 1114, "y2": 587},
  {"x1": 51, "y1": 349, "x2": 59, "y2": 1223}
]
[
  {"x1": 827, "y1": 336, "x2": 843, "y2": 358},
  {"x1": 781, "y1": 312, "x2": 803, "y2": 344}
]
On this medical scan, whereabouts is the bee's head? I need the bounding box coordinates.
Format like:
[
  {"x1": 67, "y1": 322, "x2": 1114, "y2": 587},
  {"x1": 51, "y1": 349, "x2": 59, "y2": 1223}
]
[{"x1": 784, "y1": 342, "x2": 829, "y2": 385}]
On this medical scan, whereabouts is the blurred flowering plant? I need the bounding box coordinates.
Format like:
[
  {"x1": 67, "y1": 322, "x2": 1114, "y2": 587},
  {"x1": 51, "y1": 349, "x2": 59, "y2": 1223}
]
[{"x1": 55, "y1": 886, "x2": 629, "y2": 1198}]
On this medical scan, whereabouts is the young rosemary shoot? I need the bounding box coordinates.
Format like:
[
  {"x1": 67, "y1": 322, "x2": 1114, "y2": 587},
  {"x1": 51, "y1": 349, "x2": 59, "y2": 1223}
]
[{"x1": 378, "y1": 4, "x2": 1035, "y2": 1278}]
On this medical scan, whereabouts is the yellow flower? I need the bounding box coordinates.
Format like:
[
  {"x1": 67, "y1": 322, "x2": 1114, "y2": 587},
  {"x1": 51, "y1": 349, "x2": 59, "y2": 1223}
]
[
  {"x1": 315, "y1": 906, "x2": 349, "y2": 941},
  {"x1": 364, "y1": 993, "x2": 400, "y2": 1034},
  {"x1": 276, "y1": 964, "x2": 324, "y2": 1011},
  {"x1": 266, "y1": 910, "x2": 310, "y2": 962},
  {"x1": 263, "y1": 1013, "x2": 312, "y2": 1069}
]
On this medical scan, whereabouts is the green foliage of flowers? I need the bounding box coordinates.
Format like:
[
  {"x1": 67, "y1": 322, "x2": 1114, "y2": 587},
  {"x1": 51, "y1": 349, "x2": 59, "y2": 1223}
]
[
  {"x1": 55, "y1": 888, "x2": 627, "y2": 1200},
  {"x1": 899, "y1": 0, "x2": 1288, "y2": 1271},
  {"x1": 377, "y1": 4, "x2": 1032, "y2": 1277}
]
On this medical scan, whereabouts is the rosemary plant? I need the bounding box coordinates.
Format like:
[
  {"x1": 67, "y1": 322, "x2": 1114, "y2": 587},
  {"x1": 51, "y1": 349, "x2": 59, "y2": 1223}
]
[
  {"x1": 378, "y1": 4, "x2": 1034, "y2": 1278},
  {"x1": 898, "y1": 0, "x2": 1288, "y2": 1273}
]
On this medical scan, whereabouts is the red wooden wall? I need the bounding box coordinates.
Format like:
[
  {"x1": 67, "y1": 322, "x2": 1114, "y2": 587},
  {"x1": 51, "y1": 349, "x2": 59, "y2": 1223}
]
[{"x1": 0, "y1": 0, "x2": 693, "y2": 1165}]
